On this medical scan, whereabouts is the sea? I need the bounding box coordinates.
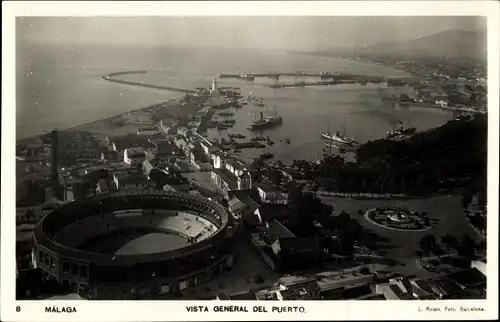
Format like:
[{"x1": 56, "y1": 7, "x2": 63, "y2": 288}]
[{"x1": 16, "y1": 42, "x2": 456, "y2": 164}]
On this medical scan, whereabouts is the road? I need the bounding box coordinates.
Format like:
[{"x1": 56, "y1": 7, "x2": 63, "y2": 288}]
[{"x1": 319, "y1": 194, "x2": 481, "y2": 278}]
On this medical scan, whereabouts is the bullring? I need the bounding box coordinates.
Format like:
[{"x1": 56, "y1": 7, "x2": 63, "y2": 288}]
[{"x1": 32, "y1": 191, "x2": 238, "y2": 300}]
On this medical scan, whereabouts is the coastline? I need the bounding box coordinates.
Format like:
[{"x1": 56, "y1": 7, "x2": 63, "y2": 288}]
[
  {"x1": 16, "y1": 99, "x2": 180, "y2": 144},
  {"x1": 16, "y1": 54, "x2": 412, "y2": 143}
]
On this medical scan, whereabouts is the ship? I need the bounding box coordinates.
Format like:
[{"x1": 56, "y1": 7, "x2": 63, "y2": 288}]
[
  {"x1": 386, "y1": 120, "x2": 417, "y2": 139},
  {"x1": 259, "y1": 152, "x2": 274, "y2": 160},
  {"x1": 250, "y1": 136, "x2": 267, "y2": 142},
  {"x1": 250, "y1": 110, "x2": 283, "y2": 131},
  {"x1": 217, "y1": 123, "x2": 232, "y2": 130},
  {"x1": 321, "y1": 126, "x2": 356, "y2": 145},
  {"x1": 228, "y1": 133, "x2": 246, "y2": 139},
  {"x1": 236, "y1": 72, "x2": 255, "y2": 81}
]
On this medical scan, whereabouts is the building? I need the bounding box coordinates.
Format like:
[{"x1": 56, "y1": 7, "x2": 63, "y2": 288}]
[
  {"x1": 154, "y1": 140, "x2": 179, "y2": 157},
  {"x1": 257, "y1": 183, "x2": 288, "y2": 204},
  {"x1": 141, "y1": 160, "x2": 155, "y2": 178},
  {"x1": 211, "y1": 78, "x2": 218, "y2": 94},
  {"x1": 173, "y1": 136, "x2": 190, "y2": 157},
  {"x1": 211, "y1": 151, "x2": 252, "y2": 196},
  {"x1": 136, "y1": 127, "x2": 162, "y2": 136},
  {"x1": 109, "y1": 135, "x2": 156, "y2": 158},
  {"x1": 446, "y1": 267, "x2": 486, "y2": 290},
  {"x1": 16, "y1": 180, "x2": 65, "y2": 223},
  {"x1": 124, "y1": 146, "x2": 147, "y2": 166},
  {"x1": 254, "y1": 279, "x2": 321, "y2": 300},
  {"x1": 247, "y1": 216, "x2": 321, "y2": 272},
  {"x1": 280, "y1": 168, "x2": 301, "y2": 182},
  {"x1": 95, "y1": 179, "x2": 111, "y2": 194},
  {"x1": 214, "y1": 291, "x2": 258, "y2": 301},
  {"x1": 177, "y1": 127, "x2": 190, "y2": 138},
  {"x1": 471, "y1": 258, "x2": 487, "y2": 276},
  {"x1": 54, "y1": 131, "x2": 101, "y2": 164},
  {"x1": 113, "y1": 171, "x2": 154, "y2": 192}
]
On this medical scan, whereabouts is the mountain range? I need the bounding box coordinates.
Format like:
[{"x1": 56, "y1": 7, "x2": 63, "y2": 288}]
[
  {"x1": 303, "y1": 29, "x2": 487, "y2": 61},
  {"x1": 357, "y1": 29, "x2": 487, "y2": 60}
]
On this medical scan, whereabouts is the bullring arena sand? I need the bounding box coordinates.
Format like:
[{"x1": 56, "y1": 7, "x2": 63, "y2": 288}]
[
  {"x1": 78, "y1": 231, "x2": 189, "y2": 255},
  {"x1": 75, "y1": 211, "x2": 217, "y2": 256}
]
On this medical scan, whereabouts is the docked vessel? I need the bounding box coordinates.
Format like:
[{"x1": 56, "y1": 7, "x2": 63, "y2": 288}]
[
  {"x1": 259, "y1": 152, "x2": 274, "y2": 160},
  {"x1": 386, "y1": 120, "x2": 417, "y2": 139},
  {"x1": 237, "y1": 73, "x2": 255, "y2": 81},
  {"x1": 218, "y1": 111, "x2": 234, "y2": 117},
  {"x1": 321, "y1": 126, "x2": 356, "y2": 145},
  {"x1": 250, "y1": 136, "x2": 267, "y2": 142},
  {"x1": 217, "y1": 123, "x2": 232, "y2": 130},
  {"x1": 250, "y1": 110, "x2": 283, "y2": 131},
  {"x1": 228, "y1": 133, "x2": 246, "y2": 139}
]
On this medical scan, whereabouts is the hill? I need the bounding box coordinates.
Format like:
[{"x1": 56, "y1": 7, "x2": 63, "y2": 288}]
[{"x1": 358, "y1": 29, "x2": 487, "y2": 60}]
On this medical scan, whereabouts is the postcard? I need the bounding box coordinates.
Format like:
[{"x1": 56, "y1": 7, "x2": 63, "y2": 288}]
[{"x1": 1, "y1": 1, "x2": 498, "y2": 321}]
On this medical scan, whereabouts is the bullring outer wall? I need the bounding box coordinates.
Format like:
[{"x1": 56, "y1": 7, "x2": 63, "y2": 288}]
[{"x1": 32, "y1": 191, "x2": 238, "y2": 300}]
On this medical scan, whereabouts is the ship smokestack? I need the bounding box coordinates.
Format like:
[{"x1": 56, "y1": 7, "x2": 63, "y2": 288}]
[{"x1": 260, "y1": 112, "x2": 263, "y2": 120}]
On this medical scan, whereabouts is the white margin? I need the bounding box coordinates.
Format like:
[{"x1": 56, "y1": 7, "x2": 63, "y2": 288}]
[{"x1": 1, "y1": 1, "x2": 499, "y2": 321}]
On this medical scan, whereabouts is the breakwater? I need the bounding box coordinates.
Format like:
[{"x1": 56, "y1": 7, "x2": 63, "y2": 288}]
[{"x1": 102, "y1": 70, "x2": 196, "y2": 94}]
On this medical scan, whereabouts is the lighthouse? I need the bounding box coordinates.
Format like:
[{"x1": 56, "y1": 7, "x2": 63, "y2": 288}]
[{"x1": 211, "y1": 78, "x2": 218, "y2": 93}]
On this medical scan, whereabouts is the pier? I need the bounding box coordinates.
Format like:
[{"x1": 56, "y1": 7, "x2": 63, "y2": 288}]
[
  {"x1": 102, "y1": 71, "x2": 196, "y2": 94},
  {"x1": 218, "y1": 71, "x2": 385, "y2": 81},
  {"x1": 382, "y1": 97, "x2": 487, "y2": 115}
]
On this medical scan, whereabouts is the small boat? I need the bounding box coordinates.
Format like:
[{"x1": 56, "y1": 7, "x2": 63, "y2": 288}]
[
  {"x1": 217, "y1": 123, "x2": 232, "y2": 130},
  {"x1": 284, "y1": 138, "x2": 290, "y2": 144},
  {"x1": 259, "y1": 152, "x2": 274, "y2": 160},
  {"x1": 250, "y1": 136, "x2": 267, "y2": 142},
  {"x1": 228, "y1": 133, "x2": 246, "y2": 139}
]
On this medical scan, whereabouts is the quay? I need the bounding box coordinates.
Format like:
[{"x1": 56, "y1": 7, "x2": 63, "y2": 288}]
[
  {"x1": 102, "y1": 70, "x2": 196, "y2": 94},
  {"x1": 217, "y1": 71, "x2": 385, "y2": 82},
  {"x1": 382, "y1": 97, "x2": 487, "y2": 115}
]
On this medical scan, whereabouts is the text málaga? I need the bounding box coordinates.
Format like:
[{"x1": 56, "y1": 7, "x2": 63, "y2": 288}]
[{"x1": 45, "y1": 306, "x2": 77, "y2": 313}]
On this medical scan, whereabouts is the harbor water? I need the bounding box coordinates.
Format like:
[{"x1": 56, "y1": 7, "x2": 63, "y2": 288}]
[{"x1": 16, "y1": 43, "x2": 455, "y2": 163}]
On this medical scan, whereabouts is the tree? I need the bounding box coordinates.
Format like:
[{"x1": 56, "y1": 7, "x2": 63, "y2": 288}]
[
  {"x1": 459, "y1": 235, "x2": 476, "y2": 257},
  {"x1": 441, "y1": 234, "x2": 459, "y2": 250},
  {"x1": 432, "y1": 244, "x2": 444, "y2": 258},
  {"x1": 419, "y1": 234, "x2": 437, "y2": 256}
]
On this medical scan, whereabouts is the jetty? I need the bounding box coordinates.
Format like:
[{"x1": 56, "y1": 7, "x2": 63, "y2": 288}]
[{"x1": 102, "y1": 70, "x2": 196, "y2": 94}]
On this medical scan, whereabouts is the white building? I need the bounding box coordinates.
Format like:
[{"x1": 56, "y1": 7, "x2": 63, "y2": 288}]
[
  {"x1": 124, "y1": 147, "x2": 147, "y2": 165},
  {"x1": 210, "y1": 151, "x2": 252, "y2": 195},
  {"x1": 471, "y1": 258, "x2": 487, "y2": 277},
  {"x1": 211, "y1": 78, "x2": 218, "y2": 94}
]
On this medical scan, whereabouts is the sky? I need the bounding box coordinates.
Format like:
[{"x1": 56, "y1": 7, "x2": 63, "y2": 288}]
[{"x1": 17, "y1": 16, "x2": 486, "y2": 50}]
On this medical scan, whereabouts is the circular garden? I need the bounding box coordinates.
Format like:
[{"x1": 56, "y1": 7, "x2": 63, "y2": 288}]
[{"x1": 364, "y1": 206, "x2": 432, "y2": 231}]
